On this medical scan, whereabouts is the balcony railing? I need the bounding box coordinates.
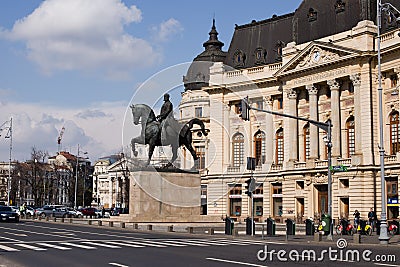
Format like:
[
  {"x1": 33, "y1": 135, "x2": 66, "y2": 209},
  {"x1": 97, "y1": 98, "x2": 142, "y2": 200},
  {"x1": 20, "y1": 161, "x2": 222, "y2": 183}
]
[{"x1": 384, "y1": 155, "x2": 398, "y2": 164}]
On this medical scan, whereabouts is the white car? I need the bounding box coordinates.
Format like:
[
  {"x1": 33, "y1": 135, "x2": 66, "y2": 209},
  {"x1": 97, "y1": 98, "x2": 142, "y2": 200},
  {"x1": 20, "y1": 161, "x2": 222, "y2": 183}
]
[{"x1": 66, "y1": 208, "x2": 83, "y2": 218}]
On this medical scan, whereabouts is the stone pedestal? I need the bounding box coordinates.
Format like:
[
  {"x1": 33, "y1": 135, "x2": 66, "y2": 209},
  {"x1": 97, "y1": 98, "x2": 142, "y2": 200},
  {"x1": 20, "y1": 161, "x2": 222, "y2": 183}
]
[{"x1": 126, "y1": 169, "x2": 207, "y2": 222}]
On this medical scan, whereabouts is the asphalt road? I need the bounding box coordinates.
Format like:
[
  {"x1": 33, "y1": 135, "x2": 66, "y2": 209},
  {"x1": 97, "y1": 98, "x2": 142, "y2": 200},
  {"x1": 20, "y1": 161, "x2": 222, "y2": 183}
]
[{"x1": 0, "y1": 221, "x2": 399, "y2": 267}]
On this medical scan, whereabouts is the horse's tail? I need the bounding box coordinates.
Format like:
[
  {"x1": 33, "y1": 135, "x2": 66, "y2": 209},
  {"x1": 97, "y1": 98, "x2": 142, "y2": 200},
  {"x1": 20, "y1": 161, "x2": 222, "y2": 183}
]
[{"x1": 187, "y1": 118, "x2": 208, "y2": 136}]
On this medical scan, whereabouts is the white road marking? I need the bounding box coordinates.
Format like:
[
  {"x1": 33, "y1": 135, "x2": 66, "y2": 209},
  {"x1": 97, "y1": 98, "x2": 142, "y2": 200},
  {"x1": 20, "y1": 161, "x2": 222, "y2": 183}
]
[
  {"x1": 374, "y1": 264, "x2": 400, "y2": 267},
  {"x1": 60, "y1": 242, "x2": 97, "y2": 249},
  {"x1": 123, "y1": 240, "x2": 165, "y2": 247},
  {"x1": 150, "y1": 240, "x2": 186, "y2": 247},
  {"x1": 14, "y1": 243, "x2": 47, "y2": 251},
  {"x1": 105, "y1": 241, "x2": 144, "y2": 248},
  {"x1": 162, "y1": 239, "x2": 209, "y2": 247},
  {"x1": 4, "y1": 232, "x2": 27, "y2": 237},
  {"x1": 81, "y1": 242, "x2": 121, "y2": 248},
  {"x1": 109, "y1": 263, "x2": 129, "y2": 267},
  {"x1": 0, "y1": 244, "x2": 19, "y2": 251},
  {"x1": 207, "y1": 257, "x2": 268, "y2": 267},
  {"x1": 36, "y1": 243, "x2": 72, "y2": 250}
]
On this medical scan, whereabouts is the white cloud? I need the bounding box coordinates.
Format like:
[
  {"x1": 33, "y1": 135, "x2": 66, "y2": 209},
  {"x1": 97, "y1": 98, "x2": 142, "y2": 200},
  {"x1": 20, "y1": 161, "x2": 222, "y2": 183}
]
[
  {"x1": 0, "y1": 101, "x2": 140, "y2": 162},
  {"x1": 3, "y1": 0, "x2": 160, "y2": 78},
  {"x1": 152, "y1": 18, "x2": 183, "y2": 42}
]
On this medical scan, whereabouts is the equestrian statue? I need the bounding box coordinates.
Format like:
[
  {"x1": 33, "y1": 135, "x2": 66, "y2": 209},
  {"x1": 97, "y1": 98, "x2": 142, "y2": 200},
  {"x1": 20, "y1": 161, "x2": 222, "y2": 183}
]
[{"x1": 130, "y1": 93, "x2": 208, "y2": 168}]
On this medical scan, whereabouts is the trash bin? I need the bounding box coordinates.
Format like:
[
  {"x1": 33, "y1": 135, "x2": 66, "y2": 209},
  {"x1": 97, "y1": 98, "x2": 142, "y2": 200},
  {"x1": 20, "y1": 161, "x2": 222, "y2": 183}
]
[
  {"x1": 225, "y1": 217, "x2": 234, "y2": 235},
  {"x1": 321, "y1": 214, "x2": 331, "y2": 235},
  {"x1": 246, "y1": 217, "x2": 255, "y2": 235},
  {"x1": 266, "y1": 218, "x2": 275, "y2": 236},
  {"x1": 305, "y1": 219, "x2": 314, "y2": 235},
  {"x1": 286, "y1": 218, "x2": 295, "y2": 235}
]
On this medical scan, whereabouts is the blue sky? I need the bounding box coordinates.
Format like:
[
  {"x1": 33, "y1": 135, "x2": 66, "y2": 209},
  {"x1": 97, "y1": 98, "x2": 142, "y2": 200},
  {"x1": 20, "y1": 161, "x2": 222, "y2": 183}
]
[{"x1": 0, "y1": 0, "x2": 302, "y2": 162}]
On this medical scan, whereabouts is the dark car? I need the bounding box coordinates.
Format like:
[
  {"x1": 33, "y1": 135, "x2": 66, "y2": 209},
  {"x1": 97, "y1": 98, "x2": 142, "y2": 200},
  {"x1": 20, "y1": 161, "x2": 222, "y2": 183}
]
[{"x1": 0, "y1": 206, "x2": 20, "y2": 222}]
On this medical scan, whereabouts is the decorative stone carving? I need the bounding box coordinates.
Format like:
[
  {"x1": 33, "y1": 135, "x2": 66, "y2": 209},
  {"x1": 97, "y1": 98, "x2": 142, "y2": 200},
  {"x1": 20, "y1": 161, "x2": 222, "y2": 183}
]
[
  {"x1": 350, "y1": 73, "x2": 361, "y2": 86},
  {"x1": 306, "y1": 84, "x2": 318, "y2": 95},
  {"x1": 313, "y1": 175, "x2": 328, "y2": 184},
  {"x1": 327, "y1": 79, "x2": 340, "y2": 90},
  {"x1": 285, "y1": 89, "x2": 297, "y2": 99},
  {"x1": 296, "y1": 48, "x2": 340, "y2": 70}
]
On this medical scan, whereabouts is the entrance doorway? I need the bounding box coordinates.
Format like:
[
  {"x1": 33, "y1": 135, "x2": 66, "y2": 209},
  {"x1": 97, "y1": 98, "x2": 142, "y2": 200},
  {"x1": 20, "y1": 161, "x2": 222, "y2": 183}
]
[
  {"x1": 296, "y1": 198, "x2": 305, "y2": 223},
  {"x1": 315, "y1": 184, "x2": 328, "y2": 217},
  {"x1": 339, "y1": 197, "x2": 349, "y2": 219}
]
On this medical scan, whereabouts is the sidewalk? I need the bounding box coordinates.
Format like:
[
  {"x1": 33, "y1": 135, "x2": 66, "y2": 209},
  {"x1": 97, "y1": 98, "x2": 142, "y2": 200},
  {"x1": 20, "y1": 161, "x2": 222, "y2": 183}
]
[{"x1": 22, "y1": 217, "x2": 400, "y2": 246}]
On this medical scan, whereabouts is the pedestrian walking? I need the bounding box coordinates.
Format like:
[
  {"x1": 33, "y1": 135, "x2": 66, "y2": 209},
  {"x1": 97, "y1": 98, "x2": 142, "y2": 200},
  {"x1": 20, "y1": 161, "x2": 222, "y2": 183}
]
[{"x1": 368, "y1": 208, "x2": 376, "y2": 231}]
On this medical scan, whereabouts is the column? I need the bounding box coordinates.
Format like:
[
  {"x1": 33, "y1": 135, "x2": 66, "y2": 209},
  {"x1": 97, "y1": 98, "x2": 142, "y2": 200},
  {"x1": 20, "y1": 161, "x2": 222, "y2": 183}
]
[
  {"x1": 327, "y1": 79, "x2": 341, "y2": 157},
  {"x1": 350, "y1": 73, "x2": 362, "y2": 155},
  {"x1": 264, "y1": 96, "x2": 274, "y2": 164},
  {"x1": 108, "y1": 177, "x2": 113, "y2": 208},
  {"x1": 284, "y1": 89, "x2": 298, "y2": 165},
  {"x1": 306, "y1": 84, "x2": 319, "y2": 159}
]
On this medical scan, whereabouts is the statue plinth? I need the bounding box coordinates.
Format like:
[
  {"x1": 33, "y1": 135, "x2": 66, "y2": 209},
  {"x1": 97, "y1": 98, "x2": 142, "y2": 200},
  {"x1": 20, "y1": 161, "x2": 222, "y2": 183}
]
[{"x1": 127, "y1": 169, "x2": 202, "y2": 222}]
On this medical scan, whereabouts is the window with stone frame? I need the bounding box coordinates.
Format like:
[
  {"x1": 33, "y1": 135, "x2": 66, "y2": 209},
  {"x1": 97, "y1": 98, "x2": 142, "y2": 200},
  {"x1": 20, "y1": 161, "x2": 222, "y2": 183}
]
[
  {"x1": 195, "y1": 107, "x2": 203, "y2": 118},
  {"x1": 254, "y1": 131, "x2": 266, "y2": 166},
  {"x1": 233, "y1": 50, "x2": 246, "y2": 67},
  {"x1": 275, "y1": 128, "x2": 284, "y2": 165},
  {"x1": 303, "y1": 124, "x2": 310, "y2": 160},
  {"x1": 194, "y1": 145, "x2": 205, "y2": 170},
  {"x1": 390, "y1": 111, "x2": 400, "y2": 155},
  {"x1": 346, "y1": 116, "x2": 355, "y2": 157},
  {"x1": 232, "y1": 133, "x2": 244, "y2": 167}
]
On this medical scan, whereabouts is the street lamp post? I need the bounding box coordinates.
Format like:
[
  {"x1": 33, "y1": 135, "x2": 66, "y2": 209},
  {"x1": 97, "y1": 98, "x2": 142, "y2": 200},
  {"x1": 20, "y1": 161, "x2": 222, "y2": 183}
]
[
  {"x1": 376, "y1": 0, "x2": 400, "y2": 244},
  {"x1": 1, "y1": 118, "x2": 12, "y2": 205}
]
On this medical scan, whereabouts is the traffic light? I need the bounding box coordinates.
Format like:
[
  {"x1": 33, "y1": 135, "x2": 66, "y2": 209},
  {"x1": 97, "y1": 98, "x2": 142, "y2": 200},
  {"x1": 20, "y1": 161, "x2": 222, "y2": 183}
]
[
  {"x1": 245, "y1": 177, "x2": 256, "y2": 196},
  {"x1": 239, "y1": 96, "x2": 250, "y2": 121}
]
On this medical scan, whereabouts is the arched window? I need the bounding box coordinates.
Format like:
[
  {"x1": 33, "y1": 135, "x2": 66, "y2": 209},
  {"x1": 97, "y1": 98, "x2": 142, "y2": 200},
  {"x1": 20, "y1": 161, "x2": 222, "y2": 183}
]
[
  {"x1": 254, "y1": 131, "x2": 265, "y2": 166},
  {"x1": 303, "y1": 124, "x2": 310, "y2": 160},
  {"x1": 275, "y1": 128, "x2": 284, "y2": 165},
  {"x1": 346, "y1": 116, "x2": 355, "y2": 157},
  {"x1": 232, "y1": 133, "x2": 244, "y2": 167},
  {"x1": 390, "y1": 111, "x2": 400, "y2": 155}
]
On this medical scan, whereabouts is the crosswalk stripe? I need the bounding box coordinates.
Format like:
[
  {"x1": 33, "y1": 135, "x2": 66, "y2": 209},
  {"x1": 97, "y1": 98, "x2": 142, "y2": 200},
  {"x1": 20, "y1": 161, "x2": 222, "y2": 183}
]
[
  {"x1": 36, "y1": 243, "x2": 72, "y2": 250},
  {"x1": 163, "y1": 240, "x2": 209, "y2": 247},
  {"x1": 81, "y1": 242, "x2": 121, "y2": 248},
  {"x1": 60, "y1": 242, "x2": 97, "y2": 249},
  {"x1": 105, "y1": 241, "x2": 144, "y2": 248},
  {"x1": 124, "y1": 240, "x2": 165, "y2": 248},
  {"x1": 149, "y1": 240, "x2": 186, "y2": 247},
  {"x1": 14, "y1": 244, "x2": 47, "y2": 251},
  {"x1": 197, "y1": 240, "x2": 230, "y2": 246},
  {"x1": 0, "y1": 244, "x2": 19, "y2": 251}
]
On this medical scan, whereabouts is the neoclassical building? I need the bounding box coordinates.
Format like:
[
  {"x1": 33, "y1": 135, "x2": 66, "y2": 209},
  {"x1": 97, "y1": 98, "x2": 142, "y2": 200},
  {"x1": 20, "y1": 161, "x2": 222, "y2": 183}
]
[{"x1": 181, "y1": 0, "x2": 400, "y2": 222}]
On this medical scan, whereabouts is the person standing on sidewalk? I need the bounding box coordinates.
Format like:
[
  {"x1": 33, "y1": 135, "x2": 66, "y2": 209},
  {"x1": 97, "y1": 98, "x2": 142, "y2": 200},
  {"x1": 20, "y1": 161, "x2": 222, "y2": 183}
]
[
  {"x1": 368, "y1": 208, "x2": 376, "y2": 231},
  {"x1": 353, "y1": 209, "x2": 361, "y2": 228}
]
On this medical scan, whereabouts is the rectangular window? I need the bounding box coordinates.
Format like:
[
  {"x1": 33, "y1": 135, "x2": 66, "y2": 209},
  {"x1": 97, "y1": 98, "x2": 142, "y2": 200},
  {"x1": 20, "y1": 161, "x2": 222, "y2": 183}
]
[
  {"x1": 391, "y1": 75, "x2": 398, "y2": 88},
  {"x1": 195, "y1": 146, "x2": 205, "y2": 170},
  {"x1": 195, "y1": 107, "x2": 203, "y2": 118},
  {"x1": 277, "y1": 97, "x2": 283, "y2": 109}
]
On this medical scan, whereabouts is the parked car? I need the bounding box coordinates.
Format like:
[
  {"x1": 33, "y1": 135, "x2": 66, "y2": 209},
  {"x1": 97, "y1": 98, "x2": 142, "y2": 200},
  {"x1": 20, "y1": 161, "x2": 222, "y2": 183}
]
[
  {"x1": 10, "y1": 206, "x2": 20, "y2": 216},
  {"x1": 24, "y1": 206, "x2": 35, "y2": 217},
  {"x1": 0, "y1": 206, "x2": 20, "y2": 222},
  {"x1": 35, "y1": 205, "x2": 65, "y2": 218},
  {"x1": 79, "y1": 207, "x2": 97, "y2": 217},
  {"x1": 66, "y1": 207, "x2": 83, "y2": 218}
]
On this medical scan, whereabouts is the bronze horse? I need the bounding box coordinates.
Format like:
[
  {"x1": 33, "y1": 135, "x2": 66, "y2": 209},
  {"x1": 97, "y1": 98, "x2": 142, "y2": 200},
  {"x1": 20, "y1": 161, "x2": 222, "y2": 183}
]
[{"x1": 130, "y1": 104, "x2": 208, "y2": 168}]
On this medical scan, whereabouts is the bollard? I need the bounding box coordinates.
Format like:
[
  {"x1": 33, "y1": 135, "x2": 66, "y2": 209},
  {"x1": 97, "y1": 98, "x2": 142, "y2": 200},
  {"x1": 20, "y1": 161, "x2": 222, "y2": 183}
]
[
  {"x1": 88, "y1": 220, "x2": 92, "y2": 225},
  {"x1": 121, "y1": 222, "x2": 125, "y2": 228},
  {"x1": 167, "y1": 225, "x2": 173, "y2": 232},
  {"x1": 208, "y1": 228, "x2": 215, "y2": 235},
  {"x1": 98, "y1": 221, "x2": 102, "y2": 226},
  {"x1": 69, "y1": 218, "x2": 73, "y2": 223},
  {"x1": 353, "y1": 233, "x2": 361, "y2": 244},
  {"x1": 187, "y1": 227, "x2": 194, "y2": 234},
  {"x1": 38, "y1": 216, "x2": 42, "y2": 221},
  {"x1": 61, "y1": 218, "x2": 64, "y2": 223},
  {"x1": 147, "y1": 225, "x2": 153, "y2": 231},
  {"x1": 314, "y1": 232, "x2": 322, "y2": 242},
  {"x1": 53, "y1": 217, "x2": 57, "y2": 222},
  {"x1": 134, "y1": 223, "x2": 138, "y2": 229},
  {"x1": 46, "y1": 216, "x2": 49, "y2": 221},
  {"x1": 109, "y1": 221, "x2": 114, "y2": 227}
]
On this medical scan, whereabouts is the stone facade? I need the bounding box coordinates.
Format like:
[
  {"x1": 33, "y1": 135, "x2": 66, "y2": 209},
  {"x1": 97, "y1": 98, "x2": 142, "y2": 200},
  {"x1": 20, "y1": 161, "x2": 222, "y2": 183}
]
[{"x1": 181, "y1": 19, "x2": 400, "y2": 223}]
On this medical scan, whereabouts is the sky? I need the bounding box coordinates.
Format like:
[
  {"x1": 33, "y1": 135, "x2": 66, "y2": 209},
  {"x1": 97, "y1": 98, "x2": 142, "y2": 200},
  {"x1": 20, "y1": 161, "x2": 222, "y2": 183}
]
[{"x1": 0, "y1": 0, "x2": 302, "y2": 163}]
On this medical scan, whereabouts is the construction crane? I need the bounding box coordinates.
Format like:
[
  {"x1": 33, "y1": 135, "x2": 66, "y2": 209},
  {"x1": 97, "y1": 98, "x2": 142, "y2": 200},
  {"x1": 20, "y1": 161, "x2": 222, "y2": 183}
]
[{"x1": 57, "y1": 126, "x2": 65, "y2": 152}]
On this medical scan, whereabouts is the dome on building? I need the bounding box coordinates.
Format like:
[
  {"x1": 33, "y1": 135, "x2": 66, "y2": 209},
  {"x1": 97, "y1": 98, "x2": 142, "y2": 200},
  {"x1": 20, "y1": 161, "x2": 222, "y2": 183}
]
[{"x1": 183, "y1": 19, "x2": 227, "y2": 91}]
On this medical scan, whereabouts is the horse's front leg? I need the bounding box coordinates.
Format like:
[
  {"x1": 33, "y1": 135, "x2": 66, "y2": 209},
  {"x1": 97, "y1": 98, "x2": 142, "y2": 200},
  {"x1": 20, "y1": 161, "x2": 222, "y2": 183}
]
[
  {"x1": 131, "y1": 136, "x2": 144, "y2": 157},
  {"x1": 147, "y1": 140, "x2": 156, "y2": 166}
]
